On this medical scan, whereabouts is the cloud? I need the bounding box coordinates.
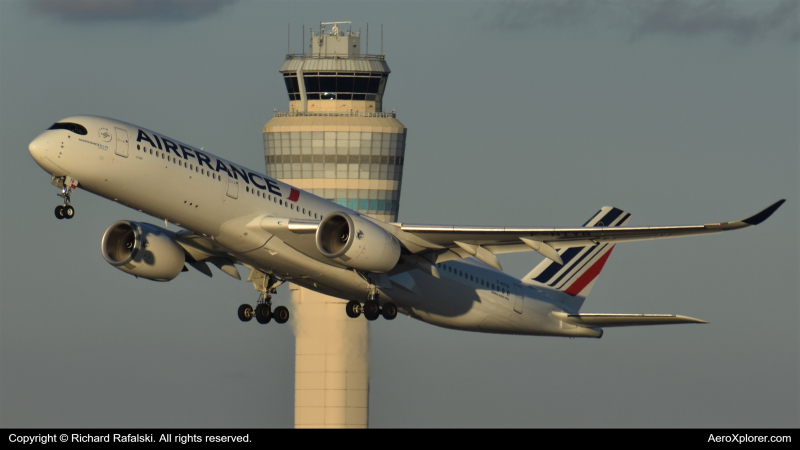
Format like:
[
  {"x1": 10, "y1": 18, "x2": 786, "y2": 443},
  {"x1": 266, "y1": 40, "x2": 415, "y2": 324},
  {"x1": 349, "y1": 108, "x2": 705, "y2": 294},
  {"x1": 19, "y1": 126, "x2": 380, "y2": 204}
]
[
  {"x1": 483, "y1": 0, "x2": 799, "y2": 43},
  {"x1": 28, "y1": 0, "x2": 238, "y2": 22}
]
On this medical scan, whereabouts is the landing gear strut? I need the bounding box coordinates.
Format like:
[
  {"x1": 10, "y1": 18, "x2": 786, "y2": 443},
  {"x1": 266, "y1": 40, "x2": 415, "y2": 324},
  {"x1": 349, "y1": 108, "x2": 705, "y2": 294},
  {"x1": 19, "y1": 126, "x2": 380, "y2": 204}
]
[
  {"x1": 344, "y1": 282, "x2": 397, "y2": 321},
  {"x1": 52, "y1": 176, "x2": 77, "y2": 220},
  {"x1": 238, "y1": 269, "x2": 289, "y2": 325}
]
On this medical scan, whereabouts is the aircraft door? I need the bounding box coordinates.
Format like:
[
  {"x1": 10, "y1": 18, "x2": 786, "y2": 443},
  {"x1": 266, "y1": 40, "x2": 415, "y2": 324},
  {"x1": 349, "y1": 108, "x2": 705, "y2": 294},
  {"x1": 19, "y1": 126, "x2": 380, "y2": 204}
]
[
  {"x1": 114, "y1": 128, "x2": 129, "y2": 158},
  {"x1": 512, "y1": 284, "x2": 524, "y2": 314},
  {"x1": 226, "y1": 173, "x2": 239, "y2": 199}
]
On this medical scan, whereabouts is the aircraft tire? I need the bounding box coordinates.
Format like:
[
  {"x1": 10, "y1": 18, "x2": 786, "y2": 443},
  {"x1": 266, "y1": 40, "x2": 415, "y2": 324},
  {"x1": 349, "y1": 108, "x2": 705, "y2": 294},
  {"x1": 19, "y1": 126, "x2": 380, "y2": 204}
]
[
  {"x1": 364, "y1": 301, "x2": 380, "y2": 321},
  {"x1": 381, "y1": 302, "x2": 397, "y2": 320},
  {"x1": 345, "y1": 300, "x2": 361, "y2": 318},
  {"x1": 255, "y1": 304, "x2": 272, "y2": 324},
  {"x1": 64, "y1": 205, "x2": 75, "y2": 219},
  {"x1": 273, "y1": 306, "x2": 290, "y2": 324},
  {"x1": 238, "y1": 304, "x2": 254, "y2": 322},
  {"x1": 55, "y1": 205, "x2": 65, "y2": 219}
]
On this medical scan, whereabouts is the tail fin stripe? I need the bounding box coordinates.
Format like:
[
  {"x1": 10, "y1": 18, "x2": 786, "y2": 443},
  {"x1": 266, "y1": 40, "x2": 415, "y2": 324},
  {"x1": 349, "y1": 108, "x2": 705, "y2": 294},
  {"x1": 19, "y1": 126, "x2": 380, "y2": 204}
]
[
  {"x1": 524, "y1": 206, "x2": 630, "y2": 312},
  {"x1": 532, "y1": 207, "x2": 625, "y2": 284},
  {"x1": 595, "y1": 207, "x2": 625, "y2": 227},
  {"x1": 542, "y1": 211, "x2": 628, "y2": 287},
  {"x1": 582, "y1": 209, "x2": 603, "y2": 227},
  {"x1": 563, "y1": 246, "x2": 615, "y2": 296},
  {"x1": 552, "y1": 243, "x2": 612, "y2": 289},
  {"x1": 532, "y1": 247, "x2": 584, "y2": 283},
  {"x1": 613, "y1": 212, "x2": 631, "y2": 227},
  {"x1": 546, "y1": 244, "x2": 605, "y2": 287}
]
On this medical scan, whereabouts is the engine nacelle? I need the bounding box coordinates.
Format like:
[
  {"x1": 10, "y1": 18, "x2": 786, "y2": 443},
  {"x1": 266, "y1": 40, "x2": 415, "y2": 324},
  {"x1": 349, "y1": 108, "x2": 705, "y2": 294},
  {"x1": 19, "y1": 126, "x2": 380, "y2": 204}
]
[
  {"x1": 316, "y1": 212, "x2": 401, "y2": 273},
  {"x1": 101, "y1": 221, "x2": 186, "y2": 281}
]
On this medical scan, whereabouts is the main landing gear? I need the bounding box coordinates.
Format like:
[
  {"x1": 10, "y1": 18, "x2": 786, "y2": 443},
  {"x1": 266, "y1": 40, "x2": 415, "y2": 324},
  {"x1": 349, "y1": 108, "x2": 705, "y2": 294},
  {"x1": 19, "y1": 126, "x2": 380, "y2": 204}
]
[
  {"x1": 238, "y1": 270, "x2": 289, "y2": 325},
  {"x1": 52, "y1": 176, "x2": 77, "y2": 220},
  {"x1": 345, "y1": 287, "x2": 397, "y2": 321}
]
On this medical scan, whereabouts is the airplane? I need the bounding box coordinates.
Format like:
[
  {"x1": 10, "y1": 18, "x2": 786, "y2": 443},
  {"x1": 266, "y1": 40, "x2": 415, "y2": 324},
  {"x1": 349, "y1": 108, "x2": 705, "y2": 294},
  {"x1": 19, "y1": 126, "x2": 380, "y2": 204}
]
[{"x1": 28, "y1": 116, "x2": 785, "y2": 338}]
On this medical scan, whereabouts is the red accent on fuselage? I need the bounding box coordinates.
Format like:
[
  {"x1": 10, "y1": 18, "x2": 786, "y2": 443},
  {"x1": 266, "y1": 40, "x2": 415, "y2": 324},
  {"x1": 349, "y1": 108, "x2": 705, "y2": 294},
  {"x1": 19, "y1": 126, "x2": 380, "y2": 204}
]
[
  {"x1": 563, "y1": 246, "x2": 615, "y2": 296},
  {"x1": 287, "y1": 188, "x2": 300, "y2": 202}
]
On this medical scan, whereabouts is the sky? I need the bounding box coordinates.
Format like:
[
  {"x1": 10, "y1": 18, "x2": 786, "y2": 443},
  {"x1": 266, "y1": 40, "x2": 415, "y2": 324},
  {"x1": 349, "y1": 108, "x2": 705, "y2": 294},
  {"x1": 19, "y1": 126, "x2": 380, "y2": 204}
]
[{"x1": 1, "y1": 0, "x2": 797, "y2": 428}]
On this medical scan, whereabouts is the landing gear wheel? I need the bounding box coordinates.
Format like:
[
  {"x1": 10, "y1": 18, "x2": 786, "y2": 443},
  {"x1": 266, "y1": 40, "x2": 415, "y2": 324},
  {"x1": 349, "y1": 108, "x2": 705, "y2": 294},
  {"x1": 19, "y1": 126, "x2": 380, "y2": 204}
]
[
  {"x1": 273, "y1": 306, "x2": 290, "y2": 324},
  {"x1": 55, "y1": 205, "x2": 65, "y2": 219},
  {"x1": 237, "y1": 304, "x2": 254, "y2": 322},
  {"x1": 381, "y1": 302, "x2": 398, "y2": 320},
  {"x1": 345, "y1": 300, "x2": 362, "y2": 318},
  {"x1": 255, "y1": 303, "x2": 272, "y2": 324},
  {"x1": 364, "y1": 300, "x2": 380, "y2": 321},
  {"x1": 63, "y1": 205, "x2": 74, "y2": 219}
]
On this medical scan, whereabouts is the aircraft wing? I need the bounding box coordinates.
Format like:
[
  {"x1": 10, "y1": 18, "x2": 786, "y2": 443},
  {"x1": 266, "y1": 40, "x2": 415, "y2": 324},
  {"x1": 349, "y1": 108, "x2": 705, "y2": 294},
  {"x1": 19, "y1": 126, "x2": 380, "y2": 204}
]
[{"x1": 379, "y1": 199, "x2": 785, "y2": 270}]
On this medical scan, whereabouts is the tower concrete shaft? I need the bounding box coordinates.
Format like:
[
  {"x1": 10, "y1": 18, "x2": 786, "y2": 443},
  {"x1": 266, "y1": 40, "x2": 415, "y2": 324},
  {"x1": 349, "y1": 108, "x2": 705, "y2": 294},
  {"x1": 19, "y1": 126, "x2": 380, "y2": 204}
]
[{"x1": 263, "y1": 23, "x2": 406, "y2": 428}]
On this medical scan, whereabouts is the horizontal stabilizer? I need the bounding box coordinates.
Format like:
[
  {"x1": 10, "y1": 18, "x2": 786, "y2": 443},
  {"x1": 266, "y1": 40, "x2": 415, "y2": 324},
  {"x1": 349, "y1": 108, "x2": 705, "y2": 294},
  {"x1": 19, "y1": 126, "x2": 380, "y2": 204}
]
[{"x1": 553, "y1": 312, "x2": 707, "y2": 328}]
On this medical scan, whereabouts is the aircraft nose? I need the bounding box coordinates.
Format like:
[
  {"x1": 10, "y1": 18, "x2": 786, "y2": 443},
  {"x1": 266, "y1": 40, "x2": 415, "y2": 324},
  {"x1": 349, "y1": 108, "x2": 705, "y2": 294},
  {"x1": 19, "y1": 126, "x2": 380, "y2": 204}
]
[{"x1": 28, "y1": 134, "x2": 48, "y2": 159}]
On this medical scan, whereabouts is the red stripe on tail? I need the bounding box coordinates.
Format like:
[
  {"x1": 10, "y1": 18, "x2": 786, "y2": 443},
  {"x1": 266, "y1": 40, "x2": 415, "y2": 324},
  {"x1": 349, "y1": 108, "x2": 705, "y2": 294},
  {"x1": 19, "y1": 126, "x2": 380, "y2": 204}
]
[
  {"x1": 287, "y1": 188, "x2": 300, "y2": 202},
  {"x1": 563, "y1": 246, "x2": 615, "y2": 297}
]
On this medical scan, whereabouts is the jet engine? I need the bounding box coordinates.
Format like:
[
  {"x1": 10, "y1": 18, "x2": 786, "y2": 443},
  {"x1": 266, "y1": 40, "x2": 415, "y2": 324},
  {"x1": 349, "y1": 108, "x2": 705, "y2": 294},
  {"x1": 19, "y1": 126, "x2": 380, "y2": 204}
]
[
  {"x1": 101, "y1": 221, "x2": 186, "y2": 281},
  {"x1": 316, "y1": 212, "x2": 401, "y2": 273}
]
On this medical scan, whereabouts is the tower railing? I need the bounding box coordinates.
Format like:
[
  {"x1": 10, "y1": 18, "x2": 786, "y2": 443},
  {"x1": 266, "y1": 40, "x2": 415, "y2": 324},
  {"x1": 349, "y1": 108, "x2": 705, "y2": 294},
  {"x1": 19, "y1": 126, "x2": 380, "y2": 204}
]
[
  {"x1": 273, "y1": 110, "x2": 396, "y2": 118},
  {"x1": 285, "y1": 53, "x2": 386, "y2": 61}
]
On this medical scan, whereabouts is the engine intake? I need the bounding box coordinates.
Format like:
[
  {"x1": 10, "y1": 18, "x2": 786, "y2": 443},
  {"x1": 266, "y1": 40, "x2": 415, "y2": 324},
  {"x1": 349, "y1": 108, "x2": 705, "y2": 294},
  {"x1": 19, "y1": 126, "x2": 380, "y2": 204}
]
[
  {"x1": 101, "y1": 221, "x2": 185, "y2": 281},
  {"x1": 316, "y1": 212, "x2": 400, "y2": 273}
]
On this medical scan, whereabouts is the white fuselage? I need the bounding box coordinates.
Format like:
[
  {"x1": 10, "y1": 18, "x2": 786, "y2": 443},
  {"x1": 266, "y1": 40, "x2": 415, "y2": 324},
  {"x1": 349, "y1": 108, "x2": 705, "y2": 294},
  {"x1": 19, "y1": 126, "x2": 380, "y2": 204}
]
[{"x1": 29, "y1": 116, "x2": 600, "y2": 338}]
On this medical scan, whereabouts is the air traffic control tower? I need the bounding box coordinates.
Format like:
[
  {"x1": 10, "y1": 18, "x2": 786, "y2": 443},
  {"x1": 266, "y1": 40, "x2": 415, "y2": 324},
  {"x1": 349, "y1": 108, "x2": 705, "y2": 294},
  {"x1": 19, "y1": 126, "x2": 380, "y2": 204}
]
[{"x1": 263, "y1": 22, "x2": 407, "y2": 428}]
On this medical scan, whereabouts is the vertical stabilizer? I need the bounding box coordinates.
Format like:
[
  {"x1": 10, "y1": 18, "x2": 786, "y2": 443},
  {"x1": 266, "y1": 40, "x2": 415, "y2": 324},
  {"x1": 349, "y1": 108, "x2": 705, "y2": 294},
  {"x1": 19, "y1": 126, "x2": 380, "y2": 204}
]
[{"x1": 523, "y1": 207, "x2": 630, "y2": 312}]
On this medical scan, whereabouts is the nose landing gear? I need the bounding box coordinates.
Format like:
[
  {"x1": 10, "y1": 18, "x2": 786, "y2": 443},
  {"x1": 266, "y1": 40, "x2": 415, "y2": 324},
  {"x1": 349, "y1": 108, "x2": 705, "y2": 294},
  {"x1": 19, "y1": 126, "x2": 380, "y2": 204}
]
[{"x1": 52, "y1": 176, "x2": 77, "y2": 220}]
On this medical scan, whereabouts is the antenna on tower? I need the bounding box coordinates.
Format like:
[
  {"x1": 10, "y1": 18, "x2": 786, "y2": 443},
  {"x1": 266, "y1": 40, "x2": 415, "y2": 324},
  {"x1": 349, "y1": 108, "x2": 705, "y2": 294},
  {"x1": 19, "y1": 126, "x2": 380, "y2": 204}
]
[
  {"x1": 288, "y1": 23, "x2": 290, "y2": 54},
  {"x1": 366, "y1": 23, "x2": 369, "y2": 55},
  {"x1": 381, "y1": 24, "x2": 383, "y2": 55}
]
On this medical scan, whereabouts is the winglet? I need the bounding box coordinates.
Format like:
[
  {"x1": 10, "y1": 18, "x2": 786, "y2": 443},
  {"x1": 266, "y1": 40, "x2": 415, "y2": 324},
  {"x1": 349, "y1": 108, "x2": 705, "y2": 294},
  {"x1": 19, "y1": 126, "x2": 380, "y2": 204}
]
[{"x1": 742, "y1": 199, "x2": 786, "y2": 225}]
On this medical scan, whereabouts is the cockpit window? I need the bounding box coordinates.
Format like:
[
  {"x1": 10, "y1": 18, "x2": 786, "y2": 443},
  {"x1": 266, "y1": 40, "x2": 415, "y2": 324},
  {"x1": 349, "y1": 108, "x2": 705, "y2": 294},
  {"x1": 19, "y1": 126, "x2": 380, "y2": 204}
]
[{"x1": 48, "y1": 122, "x2": 88, "y2": 135}]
